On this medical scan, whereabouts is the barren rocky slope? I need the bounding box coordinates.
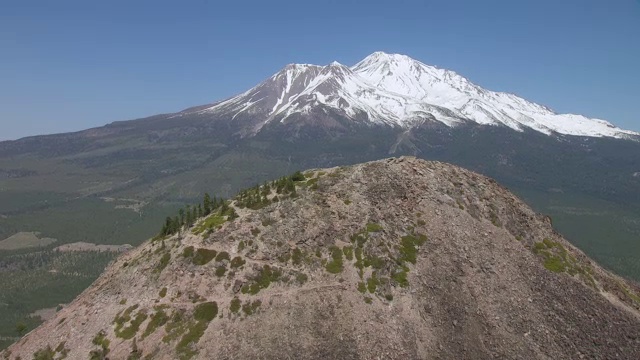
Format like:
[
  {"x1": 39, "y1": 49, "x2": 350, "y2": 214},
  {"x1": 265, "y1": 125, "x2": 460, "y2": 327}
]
[{"x1": 3, "y1": 157, "x2": 640, "y2": 360}]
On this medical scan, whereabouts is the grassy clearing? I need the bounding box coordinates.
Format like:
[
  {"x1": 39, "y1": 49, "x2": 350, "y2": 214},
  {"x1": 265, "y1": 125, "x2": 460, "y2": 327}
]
[
  {"x1": 192, "y1": 214, "x2": 227, "y2": 235},
  {"x1": 532, "y1": 238, "x2": 595, "y2": 286},
  {"x1": 366, "y1": 223, "x2": 383, "y2": 233},
  {"x1": 0, "y1": 232, "x2": 57, "y2": 251}
]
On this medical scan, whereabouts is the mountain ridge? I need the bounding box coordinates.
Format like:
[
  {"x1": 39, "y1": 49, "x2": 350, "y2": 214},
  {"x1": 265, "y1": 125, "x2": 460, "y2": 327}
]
[{"x1": 188, "y1": 51, "x2": 638, "y2": 139}]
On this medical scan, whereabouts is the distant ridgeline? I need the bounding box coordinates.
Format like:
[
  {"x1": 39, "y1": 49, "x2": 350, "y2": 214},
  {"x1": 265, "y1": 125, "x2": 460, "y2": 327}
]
[{"x1": 158, "y1": 171, "x2": 307, "y2": 238}]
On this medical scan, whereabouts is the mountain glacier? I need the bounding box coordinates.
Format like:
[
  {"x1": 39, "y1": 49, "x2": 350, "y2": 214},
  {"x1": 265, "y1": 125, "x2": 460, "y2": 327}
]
[{"x1": 195, "y1": 51, "x2": 637, "y2": 139}]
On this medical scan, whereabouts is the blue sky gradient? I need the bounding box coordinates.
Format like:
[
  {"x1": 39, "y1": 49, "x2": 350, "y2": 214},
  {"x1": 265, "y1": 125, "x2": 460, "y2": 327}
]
[{"x1": 1, "y1": 0, "x2": 639, "y2": 140}]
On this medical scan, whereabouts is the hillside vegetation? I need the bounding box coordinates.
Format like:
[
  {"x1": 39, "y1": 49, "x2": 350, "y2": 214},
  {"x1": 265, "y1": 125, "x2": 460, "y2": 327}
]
[{"x1": 3, "y1": 157, "x2": 639, "y2": 360}]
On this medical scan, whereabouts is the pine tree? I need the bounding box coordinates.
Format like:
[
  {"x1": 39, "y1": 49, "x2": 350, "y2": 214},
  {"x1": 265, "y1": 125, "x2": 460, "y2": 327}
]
[
  {"x1": 179, "y1": 208, "x2": 185, "y2": 226},
  {"x1": 212, "y1": 196, "x2": 219, "y2": 210},
  {"x1": 203, "y1": 193, "x2": 212, "y2": 215},
  {"x1": 172, "y1": 216, "x2": 180, "y2": 234},
  {"x1": 161, "y1": 216, "x2": 172, "y2": 235},
  {"x1": 186, "y1": 206, "x2": 193, "y2": 226}
]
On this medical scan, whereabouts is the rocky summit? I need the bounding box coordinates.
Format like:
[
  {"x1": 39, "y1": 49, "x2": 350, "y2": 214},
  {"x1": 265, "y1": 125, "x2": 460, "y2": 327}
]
[{"x1": 4, "y1": 157, "x2": 640, "y2": 360}]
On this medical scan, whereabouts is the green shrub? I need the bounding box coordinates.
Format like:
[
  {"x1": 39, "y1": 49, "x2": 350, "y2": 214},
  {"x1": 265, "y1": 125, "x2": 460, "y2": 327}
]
[
  {"x1": 342, "y1": 246, "x2": 354, "y2": 261},
  {"x1": 242, "y1": 300, "x2": 262, "y2": 316},
  {"x1": 230, "y1": 256, "x2": 246, "y2": 268},
  {"x1": 229, "y1": 298, "x2": 241, "y2": 313},
  {"x1": 192, "y1": 248, "x2": 216, "y2": 265},
  {"x1": 175, "y1": 321, "x2": 208, "y2": 360},
  {"x1": 306, "y1": 177, "x2": 319, "y2": 188},
  {"x1": 366, "y1": 223, "x2": 383, "y2": 232},
  {"x1": 354, "y1": 247, "x2": 364, "y2": 273},
  {"x1": 291, "y1": 248, "x2": 303, "y2": 265},
  {"x1": 367, "y1": 274, "x2": 379, "y2": 293},
  {"x1": 215, "y1": 266, "x2": 227, "y2": 277},
  {"x1": 325, "y1": 246, "x2": 344, "y2": 274},
  {"x1": 351, "y1": 231, "x2": 368, "y2": 248},
  {"x1": 114, "y1": 304, "x2": 138, "y2": 328},
  {"x1": 290, "y1": 171, "x2": 306, "y2": 182},
  {"x1": 278, "y1": 251, "x2": 291, "y2": 263},
  {"x1": 193, "y1": 302, "x2": 218, "y2": 322},
  {"x1": 392, "y1": 268, "x2": 409, "y2": 287},
  {"x1": 116, "y1": 310, "x2": 148, "y2": 340},
  {"x1": 296, "y1": 272, "x2": 308, "y2": 284},
  {"x1": 92, "y1": 331, "x2": 109, "y2": 347},
  {"x1": 357, "y1": 282, "x2": 367, "y2": 294},
  {"x1": 33, "y1": 345, "x2": 56, "y2": 360},
  {"x1": 182, "y1": 246, "x2": 194, "y2": 258},
  {"x1": 398, "y1": 234, "x2": 427, "y2": 265},
  {"x1": 532, "y1": 238, "x2": 591, "y2": 276},
  {"x1": 241, "y1": 265, "x2": 282, "y2": 295},
  {"x1": 544, "y1": 257, "x2": 566, "y2": 272},
  {"x1": 91, "y1": 330, "x2": 110, "y2": 358},
  {"x1": 142, "y1": 308, "x2": 169, "y2": 339},
  {"x1": 159, "y1": 287, "x2": 167, "y2": 298},
  {"x1": 162, "y1": 310, "x2": 188, "y2": 344},
  {"x1": 155, "y1": 252, "x2": 171, "y2": 273},
  {"x1": 490, "y1": 212, "x2": 500, "y2": 227},
  {"x1": 215, "y1": 251, "x2": 230, "y2": 262},
  {"x1": 365, "y1": 255, "x2": 385, "y2": 269}
]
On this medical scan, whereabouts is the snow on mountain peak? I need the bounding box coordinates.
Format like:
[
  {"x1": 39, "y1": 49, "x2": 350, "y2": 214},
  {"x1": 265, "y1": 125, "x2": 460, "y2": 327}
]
[{"x1": 199, "y1": 52, "x2": 638, "y2": 139}]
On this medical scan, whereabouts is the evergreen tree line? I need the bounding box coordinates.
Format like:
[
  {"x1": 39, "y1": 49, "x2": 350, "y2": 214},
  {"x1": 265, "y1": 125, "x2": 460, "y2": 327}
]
[
  {"x1": 235, "y1": 171, "x2": 305, "y2": 209},
  {"x1": 159, "y1": 170, "x2": 306, "y2": 236},
  {"x1": 160, "y1": 193, "x2": 226, "y2": 236}
]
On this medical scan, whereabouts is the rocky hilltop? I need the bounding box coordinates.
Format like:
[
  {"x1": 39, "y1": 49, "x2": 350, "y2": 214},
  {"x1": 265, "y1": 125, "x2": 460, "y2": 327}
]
[{"x1": 4, "y1": 157, "x2": 640, "y2": 359}]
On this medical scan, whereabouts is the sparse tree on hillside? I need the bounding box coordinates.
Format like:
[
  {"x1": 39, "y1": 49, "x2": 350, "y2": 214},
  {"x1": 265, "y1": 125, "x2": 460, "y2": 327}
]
[
  {"x1": 172, "y1": 216, "x2": 181, "y2": 234},
  {"x1": 186, "y1": 206, "x2": 193, "y2": 227},
  {"x1": 15, "y1": 322, "x2": 27, "y2": 336},
  {"x1": 203, "y1": 193, "x2": 212, "y2": 215},
  {"x1": 179, "y1": 208, "x2": 185, "y2": 226}
]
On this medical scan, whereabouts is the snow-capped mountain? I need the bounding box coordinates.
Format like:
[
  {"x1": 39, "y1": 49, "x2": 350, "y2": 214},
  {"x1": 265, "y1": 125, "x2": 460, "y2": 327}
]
[{"x1": 195, "y1": 52, "x2": 638, "y2": 139}]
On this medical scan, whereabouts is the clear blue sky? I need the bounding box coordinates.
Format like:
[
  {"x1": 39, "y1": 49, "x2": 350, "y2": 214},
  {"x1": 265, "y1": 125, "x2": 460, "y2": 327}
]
[{"x1": 1, "y1": 0, "x2": 639, "y2": 140}]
